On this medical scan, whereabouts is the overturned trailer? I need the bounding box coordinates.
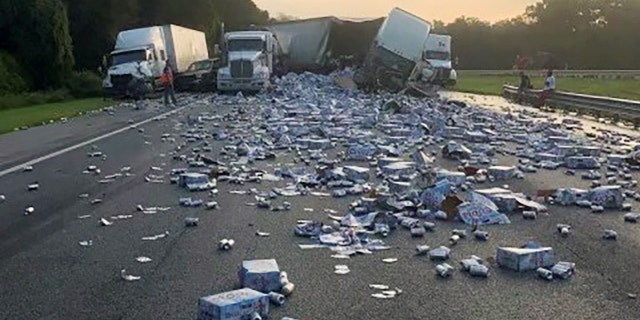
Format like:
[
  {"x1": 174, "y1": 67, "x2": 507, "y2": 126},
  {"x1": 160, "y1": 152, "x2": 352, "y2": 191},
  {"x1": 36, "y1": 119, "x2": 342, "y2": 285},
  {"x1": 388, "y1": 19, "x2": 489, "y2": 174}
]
[
  {"x1": 266, "y1": 17, "x2": 381, "y2": 74},
  {"x1": 354, "y1": 8, "x2": 435, "y2": 93}
]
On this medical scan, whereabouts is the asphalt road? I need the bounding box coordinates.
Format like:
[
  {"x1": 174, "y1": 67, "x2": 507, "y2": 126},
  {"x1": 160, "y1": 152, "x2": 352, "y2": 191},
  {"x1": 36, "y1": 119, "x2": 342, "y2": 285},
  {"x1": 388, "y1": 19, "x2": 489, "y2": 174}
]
[{"x1": 1, "y1": 93, "x2": 640, "y2": 320}]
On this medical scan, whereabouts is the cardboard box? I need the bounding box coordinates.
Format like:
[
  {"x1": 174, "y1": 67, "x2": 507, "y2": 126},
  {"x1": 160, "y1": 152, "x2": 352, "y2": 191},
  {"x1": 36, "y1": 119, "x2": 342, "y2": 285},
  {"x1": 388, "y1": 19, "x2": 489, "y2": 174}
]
[
  {"x1": 238, "y1": 259, "x2": 282, "y2": 293},
  {"x1": 590, "y1": 185, "x2": 623, "y2": 209},
  {"x1": 381, "y1": 162, "x2": 415, "y2": 176},
  {"x1": 565, "y1": 156, "x2": 599, "y2": 169},
  {"x1": 343, "y1": 166, "x2": 370, "y2": 182},
  {"x1": 197, "y1": 288, "x2": 269, "y2": 320},
  {"x1": 436, "y1": 169, "x2": 466, "y2": 186},
  {"x1": 488, "y1": 166, "x2": 516, "y2": 180},
  {"x1": 497, "y1": 247, "x2": 555, "y2": 271}
]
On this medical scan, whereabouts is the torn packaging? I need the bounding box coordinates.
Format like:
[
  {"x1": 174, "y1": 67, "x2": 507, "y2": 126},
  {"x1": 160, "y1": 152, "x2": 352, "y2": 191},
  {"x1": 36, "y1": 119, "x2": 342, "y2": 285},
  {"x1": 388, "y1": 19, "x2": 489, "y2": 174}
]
[
  {"x1": 420, "y1": 180, "x2": 452, "y2": 210},
  {"x1": 458, "y1": 193, "x2": 510, "y2": 226}
]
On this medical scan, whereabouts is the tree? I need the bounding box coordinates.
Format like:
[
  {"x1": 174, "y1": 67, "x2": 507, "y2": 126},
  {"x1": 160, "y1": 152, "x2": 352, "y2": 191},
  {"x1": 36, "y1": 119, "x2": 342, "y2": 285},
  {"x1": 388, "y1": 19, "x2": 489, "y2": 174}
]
[{"x1": 2, "y1": 0, "x2": 74, "y2": 89}]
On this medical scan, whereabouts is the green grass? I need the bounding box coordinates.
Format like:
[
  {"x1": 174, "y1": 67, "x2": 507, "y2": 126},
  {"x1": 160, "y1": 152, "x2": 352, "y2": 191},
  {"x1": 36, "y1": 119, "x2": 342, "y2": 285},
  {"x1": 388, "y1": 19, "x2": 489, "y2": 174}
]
[
  {"x1": 455, "y1": 70, "x2": 640, "y2": 101},
  {"x1": 0, "y1": 98, "x2": 114, "y2": 134}
]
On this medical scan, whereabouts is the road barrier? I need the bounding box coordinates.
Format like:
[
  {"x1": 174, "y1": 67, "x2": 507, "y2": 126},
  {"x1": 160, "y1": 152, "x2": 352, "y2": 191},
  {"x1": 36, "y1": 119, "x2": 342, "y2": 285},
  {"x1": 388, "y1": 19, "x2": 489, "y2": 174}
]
[
  {"x1": 467, "y1": 70, "x2": 640, "y2": 79},
  {"x1": 502, "y1": 84, "x2": 640, "y2": 126}
]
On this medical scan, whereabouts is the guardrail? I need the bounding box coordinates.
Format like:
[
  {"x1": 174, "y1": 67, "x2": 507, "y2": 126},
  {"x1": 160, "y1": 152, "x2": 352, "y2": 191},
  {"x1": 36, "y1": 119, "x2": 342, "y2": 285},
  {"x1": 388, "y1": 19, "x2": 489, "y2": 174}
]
[
  {"x1": 464, "y1": 70, "x2": 640, "y2": 79},
  {"x1": 502, "y1": 84, "x2": 640, "y2": 126}
]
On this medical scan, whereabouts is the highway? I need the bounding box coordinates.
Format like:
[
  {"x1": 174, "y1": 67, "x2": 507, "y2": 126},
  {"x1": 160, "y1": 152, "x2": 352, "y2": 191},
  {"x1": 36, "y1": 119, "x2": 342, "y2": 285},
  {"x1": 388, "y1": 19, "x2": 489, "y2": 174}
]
[{"x1": 1, "y1": 91, "x2": 640, "y2": 320}]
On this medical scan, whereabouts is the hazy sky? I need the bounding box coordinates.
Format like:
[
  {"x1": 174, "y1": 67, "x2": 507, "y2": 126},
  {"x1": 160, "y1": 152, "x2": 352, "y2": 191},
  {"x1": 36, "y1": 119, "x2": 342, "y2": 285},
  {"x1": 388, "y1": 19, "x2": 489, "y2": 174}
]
[{"x1": 254, "y1": 0, "x2": 539, "y2": 22}]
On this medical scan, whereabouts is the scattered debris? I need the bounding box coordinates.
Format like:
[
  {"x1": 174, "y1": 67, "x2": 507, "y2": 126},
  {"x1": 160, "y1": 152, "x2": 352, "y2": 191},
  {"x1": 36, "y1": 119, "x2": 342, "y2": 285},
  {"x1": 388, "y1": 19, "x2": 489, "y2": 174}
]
[
  {"x1": 142, "y1": 231, "x2": 169, "y2": 241},
  {"x1": 120, "y1": 269, "x2": 141, "y2": 281},
  {"x1": 334, "y1": 265, "x2": 350, "y2": 275},
  {"x1": 256, "y1": 231, "x2": 271, "y2": 237},
  {"x1": 78, "y1": 240, "x2": 93, "y2": 247},
  {"x1": 135, "y1": 256, "x2": 153, "y2": 263},
  {"x1": 218, "y1": 238, "x2": 235, "y2": 250}
]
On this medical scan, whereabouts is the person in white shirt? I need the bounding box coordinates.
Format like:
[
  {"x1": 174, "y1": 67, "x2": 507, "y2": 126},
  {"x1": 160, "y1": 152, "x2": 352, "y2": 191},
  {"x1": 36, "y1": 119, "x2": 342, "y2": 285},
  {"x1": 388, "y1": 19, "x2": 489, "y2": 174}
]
[{"x1": 537, "y1": 70, "x2": 555, "y2": 107}]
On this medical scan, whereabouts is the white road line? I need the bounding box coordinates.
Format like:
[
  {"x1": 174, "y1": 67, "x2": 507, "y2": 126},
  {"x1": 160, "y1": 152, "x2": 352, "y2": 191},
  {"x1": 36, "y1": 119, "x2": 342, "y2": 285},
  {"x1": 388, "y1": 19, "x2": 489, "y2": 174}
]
[{"x1": 0, "y1": 105, "x2": 189, "y2": 178}]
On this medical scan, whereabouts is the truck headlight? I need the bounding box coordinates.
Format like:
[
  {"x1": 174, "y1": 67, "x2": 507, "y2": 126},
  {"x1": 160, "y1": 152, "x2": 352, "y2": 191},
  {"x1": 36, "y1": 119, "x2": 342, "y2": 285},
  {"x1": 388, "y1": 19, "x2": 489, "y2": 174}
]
[{"x1": 102, "y1": 76, "x2": 113, "y2": 88}]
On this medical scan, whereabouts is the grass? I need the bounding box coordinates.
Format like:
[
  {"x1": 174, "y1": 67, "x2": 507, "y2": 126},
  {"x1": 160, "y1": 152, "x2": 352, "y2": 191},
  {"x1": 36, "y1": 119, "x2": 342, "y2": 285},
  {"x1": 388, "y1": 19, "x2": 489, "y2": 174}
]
[
  {"x1": 455, "y1": 70, "x2": 640, "y2": 101},
  {"x1": 0, "y1": 98, "x2": 115, "y2": 134}
]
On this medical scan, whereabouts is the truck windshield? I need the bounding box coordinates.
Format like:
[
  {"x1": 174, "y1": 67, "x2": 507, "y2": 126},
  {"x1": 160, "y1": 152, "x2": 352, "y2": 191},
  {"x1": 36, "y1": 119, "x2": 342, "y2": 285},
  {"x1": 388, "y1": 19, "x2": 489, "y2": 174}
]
[
  {"x1": 228, "y1": 39, "x2": 264, "y2": 52},
  {"x1": 187, "y1": 60, "x2": 213, "y2": 72},
  {"x1": 425, "y1": 51, "x2": 450, "y2": 61},
  {"x1": 111, "y1": 50, "x2": 147, "y2": 66}
]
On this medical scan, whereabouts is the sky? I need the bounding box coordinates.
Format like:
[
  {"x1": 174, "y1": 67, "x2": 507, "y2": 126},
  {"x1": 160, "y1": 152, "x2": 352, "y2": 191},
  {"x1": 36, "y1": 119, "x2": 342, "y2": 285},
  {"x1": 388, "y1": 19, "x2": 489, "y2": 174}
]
[{"x1": 253, "y1": 0, "x2": 540, "y2": 23}]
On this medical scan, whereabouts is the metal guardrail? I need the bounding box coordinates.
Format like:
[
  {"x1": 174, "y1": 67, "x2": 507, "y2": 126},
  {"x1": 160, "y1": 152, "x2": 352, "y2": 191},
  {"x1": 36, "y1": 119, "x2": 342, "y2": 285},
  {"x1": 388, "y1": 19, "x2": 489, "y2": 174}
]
[
  {"x1": 465, "y1": 70, "x2": 640, "y2": 79},
  {"x1": 502, "y1": 84, "x2": 640, "y2": 126}
]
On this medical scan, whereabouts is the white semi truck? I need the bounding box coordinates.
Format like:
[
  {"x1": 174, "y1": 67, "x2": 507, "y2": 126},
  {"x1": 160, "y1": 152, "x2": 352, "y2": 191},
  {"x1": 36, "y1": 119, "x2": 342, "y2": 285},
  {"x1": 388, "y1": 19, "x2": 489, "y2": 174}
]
[
  {"x1": 424, "y1": 34, "x2": 457, "y2": 86},
  {"x1": 103, "y1": 25, "x2": 209, "y2": 98},
  {"x1": 217, "y1": 31, "x2": 279, "y2": 92},
  {"x1": 354, "y1": 8, "x2": 434, "y2": 92}
]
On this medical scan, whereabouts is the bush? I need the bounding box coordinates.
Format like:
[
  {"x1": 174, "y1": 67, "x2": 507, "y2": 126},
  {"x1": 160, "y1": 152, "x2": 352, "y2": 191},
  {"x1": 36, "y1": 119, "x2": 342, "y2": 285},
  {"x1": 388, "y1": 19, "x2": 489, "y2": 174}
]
[
  {"x1": 0, "y1": 51, "x2": 29, "y2": 95},
  {"x1": 65, "y1": 71, "x2": 102, "y2": 98},
  {"x1": 0, "y1": 89, "x2": 72, "y2": 111}
]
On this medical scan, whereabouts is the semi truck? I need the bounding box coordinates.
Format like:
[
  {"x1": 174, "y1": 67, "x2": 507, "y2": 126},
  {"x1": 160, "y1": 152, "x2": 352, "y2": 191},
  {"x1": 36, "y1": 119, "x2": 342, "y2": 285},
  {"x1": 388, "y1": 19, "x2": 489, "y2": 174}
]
[
  {"x1": 353, "y1": 8, "x2": 434, "y2": 92},
  {"x1": 424, "y1": 34, "x2": 457, "y2": 87},
  {"x1": 216, "y1": 31, "x2": 279, "y2": 92},
  {"x1": 103, "y1": 25, "x2": 209, "y2": 98}
]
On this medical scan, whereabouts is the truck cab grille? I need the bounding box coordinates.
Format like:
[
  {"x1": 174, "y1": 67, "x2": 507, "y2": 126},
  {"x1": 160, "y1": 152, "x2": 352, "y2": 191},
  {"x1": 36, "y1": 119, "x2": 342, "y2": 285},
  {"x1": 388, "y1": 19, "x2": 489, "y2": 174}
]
[{"x1": 230, "y1": 60, "x2": 253, "y2": 78}]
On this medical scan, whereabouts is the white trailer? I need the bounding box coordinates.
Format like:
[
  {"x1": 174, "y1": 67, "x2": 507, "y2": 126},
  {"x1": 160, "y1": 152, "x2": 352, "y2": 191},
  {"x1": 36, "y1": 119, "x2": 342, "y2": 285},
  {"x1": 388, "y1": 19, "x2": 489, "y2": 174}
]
[{"x1": 354, "y1": 8, "x2": 433, "y2": 92}]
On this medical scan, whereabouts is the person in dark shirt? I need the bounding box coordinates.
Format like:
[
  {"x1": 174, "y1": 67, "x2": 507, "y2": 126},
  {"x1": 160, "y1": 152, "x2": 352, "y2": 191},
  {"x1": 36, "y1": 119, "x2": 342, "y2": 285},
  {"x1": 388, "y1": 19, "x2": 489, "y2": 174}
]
[
  {"x1": 517, "y1": 71, "x2": 532, "y2": 104},
  {"x1": 162, "y1": 60, "x2": 177, "y2": 106}
]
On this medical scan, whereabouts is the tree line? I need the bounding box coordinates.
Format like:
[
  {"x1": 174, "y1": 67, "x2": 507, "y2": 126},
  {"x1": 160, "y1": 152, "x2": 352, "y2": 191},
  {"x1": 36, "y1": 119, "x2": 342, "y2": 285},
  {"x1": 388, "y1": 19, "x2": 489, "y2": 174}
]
[
  {"x1": 0, "y1": 0, "x2": 269, "y2": 93},
  {"x1": 437, "y1": 0, "x2": 640, "y2": 70},
  {"x1": 0, "y1": 0, "x2": 638, "y2": 95}
]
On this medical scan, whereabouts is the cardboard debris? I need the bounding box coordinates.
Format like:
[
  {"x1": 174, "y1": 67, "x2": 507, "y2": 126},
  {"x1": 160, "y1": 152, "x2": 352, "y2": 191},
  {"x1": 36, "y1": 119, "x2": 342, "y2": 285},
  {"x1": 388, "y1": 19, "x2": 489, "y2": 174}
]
[{"x1": 497, "y1": 247, "x2": 555, "y2": 271}]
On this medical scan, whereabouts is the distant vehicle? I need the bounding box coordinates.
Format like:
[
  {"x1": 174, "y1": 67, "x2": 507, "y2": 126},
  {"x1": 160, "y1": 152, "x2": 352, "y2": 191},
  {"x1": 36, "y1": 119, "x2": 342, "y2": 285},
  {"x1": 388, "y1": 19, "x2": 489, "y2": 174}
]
[
  {"x1": 217, "y1": 31, "x2": 279, "y2": 92},
  {"x1": 103, "y1": 25, "x2": 209, "y2": 98},
  {"x1": 175, "y1": 58, "x2": 222, "y2": 92},
  {"x1": 354, "y1": 8, "x2": 434, "y2": 92},
  {"x1": 424, "y1": 34, "x2": 457, "y2": 87}
]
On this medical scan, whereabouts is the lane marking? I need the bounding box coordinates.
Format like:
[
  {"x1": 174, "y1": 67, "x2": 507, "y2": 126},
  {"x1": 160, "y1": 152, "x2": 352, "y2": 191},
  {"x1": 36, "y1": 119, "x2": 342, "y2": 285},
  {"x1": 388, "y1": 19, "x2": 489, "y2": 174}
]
[{"x1": 0, "y1": 105, "x2": 189, "y2": 178}]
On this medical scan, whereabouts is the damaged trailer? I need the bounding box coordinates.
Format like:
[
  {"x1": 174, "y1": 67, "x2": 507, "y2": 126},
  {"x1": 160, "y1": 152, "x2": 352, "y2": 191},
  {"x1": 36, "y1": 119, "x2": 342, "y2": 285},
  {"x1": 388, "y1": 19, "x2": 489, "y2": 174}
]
[
  {"x1": 353, "y1": 8, "x2": 434, "y2": 93},
  {"x1": 266, "y1": 17, "x2": 381, "y2": 75}
]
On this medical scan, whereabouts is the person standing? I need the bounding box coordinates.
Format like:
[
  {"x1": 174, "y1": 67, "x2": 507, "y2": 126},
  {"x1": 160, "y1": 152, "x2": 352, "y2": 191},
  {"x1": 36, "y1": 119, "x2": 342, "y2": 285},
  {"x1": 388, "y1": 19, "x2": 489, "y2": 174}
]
[
  {"x1": 537, "y1": 70, "x2": 555, "y2": 108},
  {"x1": 162, "y1": 60, "x2": 177, "y2": 106},
  {"x1": 517, "y1": 71, "x2": 532, "y2": 104}
]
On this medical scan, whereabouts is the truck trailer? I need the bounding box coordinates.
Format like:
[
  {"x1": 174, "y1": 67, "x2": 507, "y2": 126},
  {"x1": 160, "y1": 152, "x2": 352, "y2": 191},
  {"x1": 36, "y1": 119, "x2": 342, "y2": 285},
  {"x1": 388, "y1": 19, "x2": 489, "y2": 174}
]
[
  {"x1": 354, "y1": 8, "x2": 433, "y2": 92},
  {"x1": 103, "y1": 25, "x2": 209, "y2": 98}
]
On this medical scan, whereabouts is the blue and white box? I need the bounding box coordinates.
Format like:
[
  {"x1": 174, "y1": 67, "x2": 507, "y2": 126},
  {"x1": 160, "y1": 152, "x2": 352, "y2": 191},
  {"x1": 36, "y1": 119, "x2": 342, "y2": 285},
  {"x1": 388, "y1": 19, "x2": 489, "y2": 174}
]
[{"x1": 197, "y1": 288, "x2": 269, "y2": 320}]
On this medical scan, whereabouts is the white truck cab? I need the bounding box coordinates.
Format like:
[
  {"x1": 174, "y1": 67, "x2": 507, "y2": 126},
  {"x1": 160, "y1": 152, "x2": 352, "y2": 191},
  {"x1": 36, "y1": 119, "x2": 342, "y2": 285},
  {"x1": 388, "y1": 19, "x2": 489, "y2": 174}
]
[
  {"x1": 424, "y1": 34, "x2": 457, "y2": 86},
  {"x1": 103, "y1": 25, "x2": 208, "y2": 98},
  {"x1": 217, "y1": 31, "x2": 278, "y2": 92}
]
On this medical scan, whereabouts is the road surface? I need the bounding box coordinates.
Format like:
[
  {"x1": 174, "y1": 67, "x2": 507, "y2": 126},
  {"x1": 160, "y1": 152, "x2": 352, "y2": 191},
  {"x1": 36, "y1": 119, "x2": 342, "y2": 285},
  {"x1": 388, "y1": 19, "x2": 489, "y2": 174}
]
[{"x1": 1, "y1": 93, "x2": 639, "y2": 320}]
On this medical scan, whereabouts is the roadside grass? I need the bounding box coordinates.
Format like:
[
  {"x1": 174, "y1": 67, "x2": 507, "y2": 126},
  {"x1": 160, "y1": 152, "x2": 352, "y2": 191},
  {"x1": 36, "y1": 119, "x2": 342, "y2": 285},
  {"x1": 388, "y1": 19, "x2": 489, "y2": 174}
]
[
  {"x1": 0, "y1": 98, "x2": 114, "y2": 134},
  {"x1": 455, "y1": 70, "x2": 640, "y2": 101}
]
